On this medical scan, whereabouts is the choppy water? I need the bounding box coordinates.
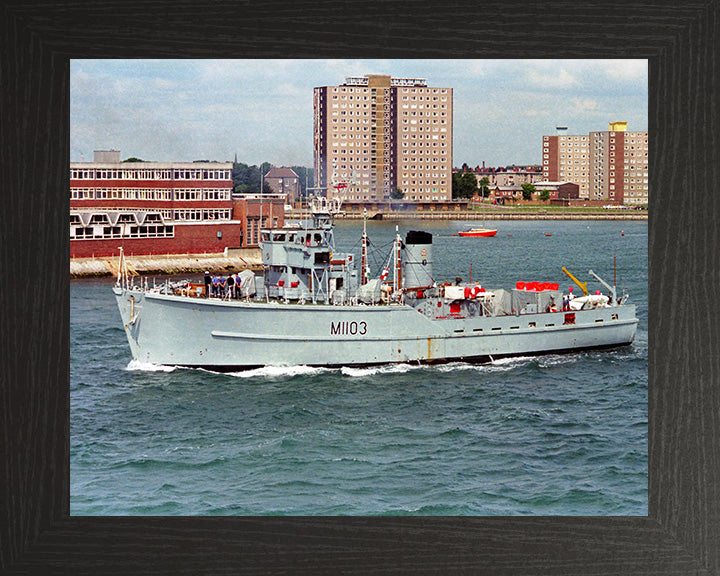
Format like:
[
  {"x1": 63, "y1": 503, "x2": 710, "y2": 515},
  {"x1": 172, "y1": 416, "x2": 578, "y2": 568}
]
[{"x1": 71, "y1": 219, "x2": 647, "y2": 515}]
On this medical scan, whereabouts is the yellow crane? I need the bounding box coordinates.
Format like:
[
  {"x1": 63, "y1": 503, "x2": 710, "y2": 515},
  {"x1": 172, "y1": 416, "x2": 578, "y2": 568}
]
[{"x1": 561, "y1": 267, "x2": 588, "y2": 296}]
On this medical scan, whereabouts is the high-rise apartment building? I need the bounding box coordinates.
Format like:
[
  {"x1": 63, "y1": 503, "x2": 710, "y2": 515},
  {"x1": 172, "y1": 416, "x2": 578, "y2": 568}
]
[
  {"x1": 542, "y1": 122, "x2": 648, "y2": 204},
  {"x1": 314, "y1": 75, "x2": 453, "y2": 202}
]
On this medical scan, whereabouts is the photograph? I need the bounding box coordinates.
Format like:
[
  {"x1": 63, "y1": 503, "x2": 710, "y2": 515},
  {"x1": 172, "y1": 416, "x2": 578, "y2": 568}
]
[
  {"x1": 4, "y1": 1, "x2": 719, "y2": 572},
  {"x1": 70, "y1": 59, "x2": 648, "y2": 516}
]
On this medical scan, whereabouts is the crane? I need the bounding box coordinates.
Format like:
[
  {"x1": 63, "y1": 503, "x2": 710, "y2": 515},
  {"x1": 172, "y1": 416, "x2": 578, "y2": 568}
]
[{"x1": 561, "y1": 267, "x2": 588, "y2": 296}]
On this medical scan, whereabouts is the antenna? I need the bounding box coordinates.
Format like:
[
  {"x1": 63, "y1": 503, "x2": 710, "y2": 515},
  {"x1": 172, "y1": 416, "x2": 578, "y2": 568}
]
[{"x1": 260, "y1": 166, "x2": 264, "y2": 239}]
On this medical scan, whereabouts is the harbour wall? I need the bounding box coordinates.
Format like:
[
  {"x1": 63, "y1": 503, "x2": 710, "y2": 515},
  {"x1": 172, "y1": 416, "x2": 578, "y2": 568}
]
[
  {"x1": 71, "y1": 248, "x2": 263, "y2": 279},
  {"x1": 290, "y1": 210, "x2": 648, "y2": 221}
]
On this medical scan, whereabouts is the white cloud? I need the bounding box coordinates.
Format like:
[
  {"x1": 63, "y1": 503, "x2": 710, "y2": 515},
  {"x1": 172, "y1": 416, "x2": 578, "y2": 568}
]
[
  {"x1": 70, "y1": 59, "x2": 647, "y2": 166},
  {"x1": 599, "y1": 59, "x2": 648, "y2": 81},
  {"x1": 527, "y1": 68, "x2": 577, "y2": 89},
  {"x1": 569, "y1": 97, "x2": 600, "y2": 115}
]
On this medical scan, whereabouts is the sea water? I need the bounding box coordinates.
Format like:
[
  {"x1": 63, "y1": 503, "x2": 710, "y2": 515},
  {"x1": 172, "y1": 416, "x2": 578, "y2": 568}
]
[{"x1": 70, "y1": 219, "x2": 647, "y2": 515}]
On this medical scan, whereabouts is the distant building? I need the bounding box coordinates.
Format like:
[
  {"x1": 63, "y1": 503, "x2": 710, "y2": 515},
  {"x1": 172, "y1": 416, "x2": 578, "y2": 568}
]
[
  {"x1": 264, "y1": 166, "x2": 300, "y2": 204},
  {"x1": 314, "y1": 74, "x2": 453, "y2": 203},
  {"x1": 474, "y1": 165, "x2": 544, "y2": 188},
  {"x1": 542, "y1": 122, "x2": 648, "y2": 205},
  {"x1": 70, "y1": 152, "x2": 284, "y2": 257},
  {"x1": 533, "y1": 181, "x2": 580, "y2": 200},
  {"x1": 489, "y1": 185, "x2": 522, "y2": 203}
]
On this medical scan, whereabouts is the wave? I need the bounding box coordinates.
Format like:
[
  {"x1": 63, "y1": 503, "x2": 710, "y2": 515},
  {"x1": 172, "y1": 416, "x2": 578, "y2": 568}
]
[
  {"x1": 340, "y1": 363, "x2": 421, "y2": 377},
  {"x1": 125, "y1": 359, "x2": 177, "y2": 372},
  {"x1": 227, "y1": 365, "x2": 333, "y2": 379},
  {"x1": 537, "y1": 355, "x2": 581, "y2": 368},
  {"x1": 490, "y1": 355, "x2": 534, "y2": 366}
]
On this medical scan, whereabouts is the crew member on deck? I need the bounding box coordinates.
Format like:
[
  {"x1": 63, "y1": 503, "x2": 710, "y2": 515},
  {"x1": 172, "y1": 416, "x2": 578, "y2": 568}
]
[
  {"x1": 204, "y1": 271, "x2": 211, "y2": 298},
  {"x1": 227, "y1": 274, "x2": 235, "y2": 299}
]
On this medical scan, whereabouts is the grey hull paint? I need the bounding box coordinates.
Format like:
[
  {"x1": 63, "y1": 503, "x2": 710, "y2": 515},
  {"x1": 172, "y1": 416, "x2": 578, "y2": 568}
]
[{"x1": 114, "y1": 287, "x2": 638, "y2": 369}]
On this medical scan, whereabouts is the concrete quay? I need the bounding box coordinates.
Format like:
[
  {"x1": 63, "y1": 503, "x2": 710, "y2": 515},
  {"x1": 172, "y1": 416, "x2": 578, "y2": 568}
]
[{"x1": 71, "y1": 248, "x2": 262, "y2": 279}]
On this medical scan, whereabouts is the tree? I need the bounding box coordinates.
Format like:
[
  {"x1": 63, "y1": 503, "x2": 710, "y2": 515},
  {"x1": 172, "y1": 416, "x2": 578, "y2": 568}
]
[
  {"x1": 478, "y1": 176, "x2": 490, "y2": 198},
  {"x1": 521, "y1": 183, "x2": 536, "y2": 201},
  {"x1": 451, "y1": 172, "x2": 463, "y2": 199},
  {"x1": 461, "y1": 171, "x2": 479, "y2": 199},
  {"x1": 452, "y1": 171, "x2": 479, "y2": 199},
  {"x1": 539, "y1": 189, "x2": 550, "y2": 201},
  {"x1": 122, "y1": 157, "x2": 143, "y2": 162},
  {"x1": 390, "y1": 188, "x2": 405, "y2": 200},
  {"x1": 232, "y1": 161, "x2": 274, "y2": 194}
]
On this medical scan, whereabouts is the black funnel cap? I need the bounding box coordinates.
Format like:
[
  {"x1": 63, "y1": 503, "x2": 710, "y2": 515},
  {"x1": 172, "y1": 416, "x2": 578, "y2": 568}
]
[{"x1": 405, "y1": 230, "x2": 432, "y2": 245}]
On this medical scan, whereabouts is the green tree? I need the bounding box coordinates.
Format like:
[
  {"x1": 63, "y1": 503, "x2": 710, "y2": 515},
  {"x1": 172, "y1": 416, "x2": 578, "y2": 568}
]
[
  {"x1": 539, "y1": 189, "x2": 550, "y2": 201},
  {"x1": 452, "y1": 171, "x2": 479, "y2": 199},
  {"x1": 122, "y1": 157, "x2": 143, "y2": 162},
  {"x1": 452, "y1": 172, "x2": 461, "y2": 198},
  {"x1": 461, "y1": 171, "x2": 479, "y2": 199},
  {"x1": 478, "y1": 176, "x2": 490, "y2": 198},
  {"x1": 521, "y1": 183, "x2": 536, "y2": 201},
  {"x1": 390, "y1": 188, "x2": 405, "y2": 200},
  {"x1": 232, "y1": 161, "x2": 274, "y2": 194}
]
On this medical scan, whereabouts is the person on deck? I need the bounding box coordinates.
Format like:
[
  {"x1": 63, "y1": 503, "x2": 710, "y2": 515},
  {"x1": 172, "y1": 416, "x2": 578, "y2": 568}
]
[
  {"x1": 204, "y1": 271, "x2": 211, "y2": 297},
  {"x1": 226, "y1": 274, "x2": 235, "y2": 299}
]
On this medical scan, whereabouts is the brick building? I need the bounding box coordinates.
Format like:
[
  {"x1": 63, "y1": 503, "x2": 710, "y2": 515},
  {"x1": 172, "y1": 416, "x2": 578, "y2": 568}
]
[
  {"x1": 533, "y1": 181, "x2": 580, "y2": 200},
  {"x1": 264, "y1": 166, "x2": 300, "y2": 204},
  {"x1": 314, "y1": 74, "x2": 453, "y2": 203},
  {"x1": 542, "y1": 122, "x2": 648, "y2": 205},
  {"x1": 70, "y1": 151, "x2": 283, "y2": 258},
  {"x1": 474, "y1": 165, "x2": 544, "y2": 188}
]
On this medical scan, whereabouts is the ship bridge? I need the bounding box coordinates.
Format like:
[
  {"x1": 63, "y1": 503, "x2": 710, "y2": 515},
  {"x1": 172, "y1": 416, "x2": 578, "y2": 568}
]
[{"x1": 260, "y1": 209, "x2": 358, "y2": 304}]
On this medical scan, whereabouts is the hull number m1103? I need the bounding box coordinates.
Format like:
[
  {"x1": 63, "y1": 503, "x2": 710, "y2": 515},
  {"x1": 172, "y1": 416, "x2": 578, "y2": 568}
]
[{"x1": 331, "y1": 321, "x2": 367, "y2": 336}]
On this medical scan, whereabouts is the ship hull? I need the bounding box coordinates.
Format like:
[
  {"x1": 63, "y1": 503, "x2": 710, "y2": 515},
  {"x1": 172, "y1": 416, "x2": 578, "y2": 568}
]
[
  {"x1": 458, "y1": 229, "x2": 498, "y2": 237},
  {"x1": 114, "y1": 288, "x2": 638, "y2": 369}
]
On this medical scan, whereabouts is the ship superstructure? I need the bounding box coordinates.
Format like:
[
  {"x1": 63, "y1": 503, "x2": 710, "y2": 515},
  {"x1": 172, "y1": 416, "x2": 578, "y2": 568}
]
[{"x1": 113, "y1": 198, "x2": 638, "y2": 370}]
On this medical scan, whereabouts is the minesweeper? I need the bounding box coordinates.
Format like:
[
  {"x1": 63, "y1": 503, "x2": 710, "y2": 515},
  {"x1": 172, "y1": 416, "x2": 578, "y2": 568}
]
[{"x1": 113, "y1": 197, "x2": 638, "y2": 370}]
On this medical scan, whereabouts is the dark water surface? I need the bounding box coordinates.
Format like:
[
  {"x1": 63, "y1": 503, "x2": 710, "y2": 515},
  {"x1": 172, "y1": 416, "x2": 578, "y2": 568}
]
[{"x1": 71, "y1": 219, "x2": 647, "y2": 515}]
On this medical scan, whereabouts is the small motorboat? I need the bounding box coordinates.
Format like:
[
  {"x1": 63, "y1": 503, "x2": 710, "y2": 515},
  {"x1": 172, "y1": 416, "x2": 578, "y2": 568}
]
[{"x1": 457, "y1": 228, "x2": 498, "y2": 237}]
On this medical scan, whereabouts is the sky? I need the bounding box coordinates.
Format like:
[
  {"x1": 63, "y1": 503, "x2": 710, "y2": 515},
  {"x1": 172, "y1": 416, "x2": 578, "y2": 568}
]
[{"x1": 71, "y1": 59, "x2": 648, "y2": 168}]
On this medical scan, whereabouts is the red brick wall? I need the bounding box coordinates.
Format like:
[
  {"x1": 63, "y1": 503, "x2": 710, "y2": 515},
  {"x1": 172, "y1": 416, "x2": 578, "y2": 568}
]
[
  {"x1": 232, "y1": 198, "x2": 285, "y2": 247},
  {"x1": 70, "y1": 179, "x2": 232, "y2": 189},
  {"x1": 557, "y1": 183, "x2": 580, "y2": 199},
  {"x1": 70, "y1": 222, "x2": 243, "y2": 258},
  {"x1": 544, "y1": 136, "x2": 559, "y2": 181}
]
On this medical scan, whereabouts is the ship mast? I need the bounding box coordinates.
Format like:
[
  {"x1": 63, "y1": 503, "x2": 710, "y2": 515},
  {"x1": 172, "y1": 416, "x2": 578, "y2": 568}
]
[
  {"x1": 361, "y1": 209, "x2": 368, "y2": 286},
  {"x1": 393, "y1": 225, "x2": 402, "y2": 293}
]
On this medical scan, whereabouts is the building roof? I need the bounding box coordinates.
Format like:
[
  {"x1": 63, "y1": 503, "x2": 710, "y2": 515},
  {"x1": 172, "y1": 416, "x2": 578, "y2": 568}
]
[
  {"x1": 265, "y1": 167, "x2": 299, "y2": 179},
  {"x1": 70, "y1": 161, "x2": 232, "y2": 168},
  {"x1": 533, "y1": 181, "x2": 575, "y2": 188}
]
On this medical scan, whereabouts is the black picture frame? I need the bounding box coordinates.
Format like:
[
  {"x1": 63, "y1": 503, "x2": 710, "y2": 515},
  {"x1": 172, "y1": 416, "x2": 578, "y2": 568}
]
[{"x1": 2, "y1": 1, "x2": 717, "y2": 574}]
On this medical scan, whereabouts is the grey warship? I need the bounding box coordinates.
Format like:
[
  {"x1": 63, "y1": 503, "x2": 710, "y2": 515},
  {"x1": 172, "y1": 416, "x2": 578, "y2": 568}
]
[{"x1": 113, "y1": 197, "x2": 638, "y2": 370}]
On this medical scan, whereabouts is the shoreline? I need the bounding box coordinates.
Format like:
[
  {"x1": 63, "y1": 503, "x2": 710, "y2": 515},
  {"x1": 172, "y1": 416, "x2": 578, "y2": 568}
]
[
  {"x1": 329, "y1": 210, "x2": 647, "y2": 221},
  {"x1": 71, "y1": 212, "x2": 646, "y2": 278}
]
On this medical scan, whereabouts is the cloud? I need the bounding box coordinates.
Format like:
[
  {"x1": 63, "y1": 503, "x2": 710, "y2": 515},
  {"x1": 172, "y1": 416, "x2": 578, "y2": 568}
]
[
  {"x1": 569, "y1": 97, "x2": 600, "y2": 115},
  {"x1": 70, "y1": 59, "x2": 647, "y2": 167},
  {"x1": 599, "y1": 59, "x2": 648, "y2": 81},
  {"x1": 527, "y1": 68, "x2": 577, "y2": 89}
]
